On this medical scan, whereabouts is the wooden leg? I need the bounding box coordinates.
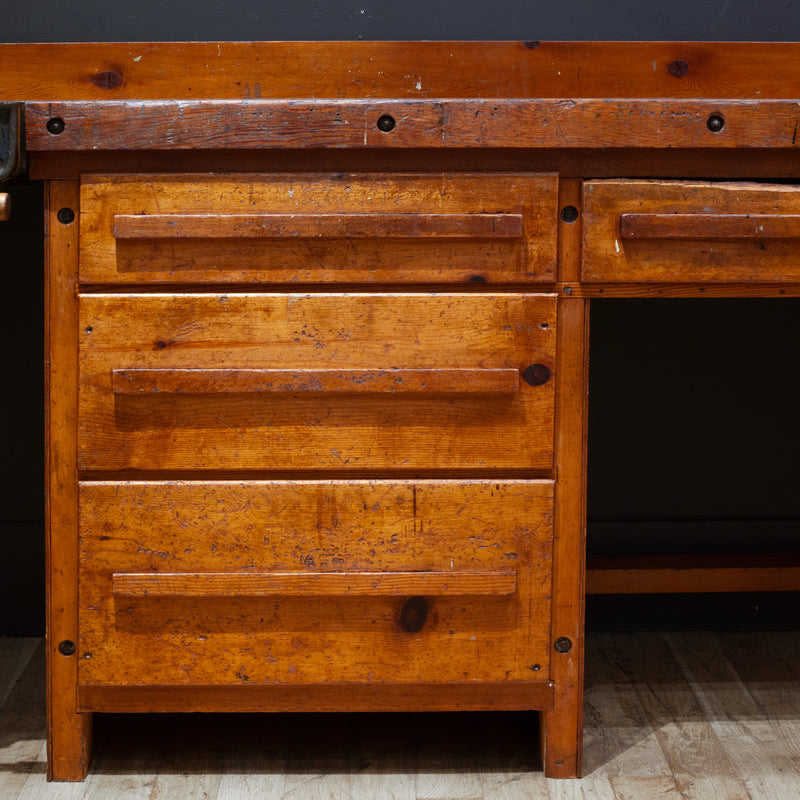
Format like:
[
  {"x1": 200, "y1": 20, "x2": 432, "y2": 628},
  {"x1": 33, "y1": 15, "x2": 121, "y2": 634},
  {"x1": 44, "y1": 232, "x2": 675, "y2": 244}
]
[
  {"x1": 542, "y1": 180, "x2": 589, "y2": 778},
  {"x1": 46, "y1": 180, "x2": 93, "y2": 780}
]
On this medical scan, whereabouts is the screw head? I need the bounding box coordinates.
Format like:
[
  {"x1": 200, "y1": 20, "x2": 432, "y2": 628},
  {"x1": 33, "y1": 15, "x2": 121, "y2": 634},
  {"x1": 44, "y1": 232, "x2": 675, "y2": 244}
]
[
  {"x1": 46, "y1": 117, "x2": 65, "y2": 135},
  {"x1": 57, "y1": 207, "x2": 75, "y2": 225},
  {"x1": 377, "y1": 114, "x2": 396, "y2": 132},
  {"x1": 668, "y1": 59, "x2": 689, "y2": 77},
  {"x1": 560, "y1": 205, "x2": 579, "y2": 223},
  {"x1": 554, "y1": 636, "x2": 573, "y2": 654},
  {"x1": 58, "y1": 640, "x2": 76, "y2": 656},
  {"x1": 707, "y1": 114, "x2": 725, "y2": 133}
]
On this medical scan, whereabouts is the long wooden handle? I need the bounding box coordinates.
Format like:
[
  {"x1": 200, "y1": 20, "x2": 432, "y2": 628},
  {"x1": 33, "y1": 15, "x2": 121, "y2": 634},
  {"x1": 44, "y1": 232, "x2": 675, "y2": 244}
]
[
  {"x1": 113, "y1": 213, "x2": 524, "y2": 240},
  {"x1": 111, "y1": 368, "x2": 520, "y2": 395},
  {"x1": 112, "y1": 570, "x2": 517, "y2": 597},
  {"x1": 620, "y1": 213, "x2": 800, "y2": 240}
]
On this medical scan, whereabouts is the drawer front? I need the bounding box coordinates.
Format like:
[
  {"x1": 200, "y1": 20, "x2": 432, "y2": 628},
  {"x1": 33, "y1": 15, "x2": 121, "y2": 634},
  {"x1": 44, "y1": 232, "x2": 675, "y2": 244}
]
[
  {"x1": 80, "y1": 173, "x2": 558, "y2": 285},
  {"x1": 78, "y1": 292, "x2": 556, "y2": 472},
  {"x1": 582, "y1": 180, "x2": 800, "y2": 283},
  {"x1": 77, "y1": 479, "x2": 554, "y2": 686}
]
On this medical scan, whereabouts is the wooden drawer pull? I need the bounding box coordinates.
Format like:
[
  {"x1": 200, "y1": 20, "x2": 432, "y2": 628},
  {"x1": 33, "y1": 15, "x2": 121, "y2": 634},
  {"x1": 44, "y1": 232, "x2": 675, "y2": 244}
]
[
  {"x1": 113, "y1": 213, "x2": 524, "y2": 240},
  {"x1": 112, "y1": 570, "x2": 518, "y2": 597},
  {"x1": 620, "y1": 213, "x2": 800, "y2": 240},
  {"x1": 111, "y1": 367, "x2": 521, "y2": 395}
]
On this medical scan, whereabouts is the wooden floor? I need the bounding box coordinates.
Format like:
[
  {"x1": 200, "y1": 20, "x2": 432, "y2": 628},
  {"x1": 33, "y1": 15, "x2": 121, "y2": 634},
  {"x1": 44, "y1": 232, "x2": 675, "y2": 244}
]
[{"x1": 2, "y1": 632, "x2": 799, "y2": 799}]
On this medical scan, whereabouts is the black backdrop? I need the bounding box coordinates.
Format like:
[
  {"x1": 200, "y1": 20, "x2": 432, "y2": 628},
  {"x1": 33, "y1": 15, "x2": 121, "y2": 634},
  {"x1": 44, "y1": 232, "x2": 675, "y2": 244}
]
[{"x1": 2, "y1": 2, "x2": 800, "y2": 633}]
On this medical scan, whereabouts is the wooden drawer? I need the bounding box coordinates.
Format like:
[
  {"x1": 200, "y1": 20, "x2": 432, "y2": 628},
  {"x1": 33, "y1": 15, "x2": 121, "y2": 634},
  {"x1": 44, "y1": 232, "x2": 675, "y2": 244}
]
[
  {"x1": 581, "y1": 180, "x2": 800, "y2": 283},
  {"x1": 80, "y1": 173, "x2": 558, "y2": 285},
  {"x1": 77, "y1": 292, "x2": 556, "y2": 472},
  {"x1": 77, "y1": 479, "x2": 554, "y2": 687}
]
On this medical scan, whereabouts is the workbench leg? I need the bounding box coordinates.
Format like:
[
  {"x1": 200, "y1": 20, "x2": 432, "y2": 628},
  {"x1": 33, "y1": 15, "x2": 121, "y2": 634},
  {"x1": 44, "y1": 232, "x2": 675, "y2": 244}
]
[
  {"x1": 46, "y1": 180, "x2": 93, "y2": 780},
  {"x1": 542, "y1": 179, "x2": 589, "y2": 778}
]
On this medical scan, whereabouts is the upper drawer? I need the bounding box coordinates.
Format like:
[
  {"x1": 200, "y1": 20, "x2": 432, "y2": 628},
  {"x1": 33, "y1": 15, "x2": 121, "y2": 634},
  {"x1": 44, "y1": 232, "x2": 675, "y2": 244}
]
[
  {"x1": 78, "y1": 292, "x2": 556, "y2": 472},
  {"x1": 80, "y1": 173, "x2": 558, "y2": 285},
  {"x1": 581, "y1": 180, "x2": 800, "y2": 283}
]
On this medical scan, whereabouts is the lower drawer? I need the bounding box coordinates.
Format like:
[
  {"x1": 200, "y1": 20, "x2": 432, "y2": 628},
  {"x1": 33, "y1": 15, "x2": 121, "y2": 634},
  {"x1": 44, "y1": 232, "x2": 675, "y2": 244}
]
[{"x1": 77, "y1": 479, "x2": 554, "y2": 687}]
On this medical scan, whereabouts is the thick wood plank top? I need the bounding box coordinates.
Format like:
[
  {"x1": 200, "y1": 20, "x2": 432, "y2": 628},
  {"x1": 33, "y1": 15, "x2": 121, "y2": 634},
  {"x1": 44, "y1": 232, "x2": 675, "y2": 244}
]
[{"x1": 3, "y1": 42, "x2": 800, "y2": 101}]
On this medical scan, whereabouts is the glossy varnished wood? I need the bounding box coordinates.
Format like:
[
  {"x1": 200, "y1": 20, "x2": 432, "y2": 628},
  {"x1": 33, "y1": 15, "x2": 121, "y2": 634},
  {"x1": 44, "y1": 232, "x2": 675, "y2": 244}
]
[
  {"x1": 77, "y1": 479, "x2": 554, "y2": 688},
  {"x1": 6, "y1": 42, "x2": 800, "y2": 102},
  {"x1": 80, "y1": 172, "x2": 558, "y2": 285},
  {"x1": 26, "y1": 98, "x2": 800, "y2": 151},
  {"x1": 582, "y1": 180, "x2": 800, "y2": 283},
  {"x1": 44, "y1": 181, "x2": 92, "y2": 781},
  {"x1": 77, "y1": 292, "x2": 557, "y2": 472}
]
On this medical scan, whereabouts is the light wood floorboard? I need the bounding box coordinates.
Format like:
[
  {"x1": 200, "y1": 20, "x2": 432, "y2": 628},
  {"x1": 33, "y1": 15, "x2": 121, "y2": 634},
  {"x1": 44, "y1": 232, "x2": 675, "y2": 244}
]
[{"x1": 1, "y1": 633, "x2": 798, "y2": 799}]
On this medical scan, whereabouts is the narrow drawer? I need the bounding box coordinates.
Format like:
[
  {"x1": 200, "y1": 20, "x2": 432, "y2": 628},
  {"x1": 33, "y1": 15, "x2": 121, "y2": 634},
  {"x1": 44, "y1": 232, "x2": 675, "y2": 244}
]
[
  {"x1": 77, "y1": 292, "x2": 556, "y2": 472},
  {"x1": 77, "y1": 479, "x2": 554, "y2": 687},
  {"x1": 581, "y1": 179, "x2": 800, "y2": 283},
  {"x1": 80, "y1": 173, "x2": 558, "y2": 285}
]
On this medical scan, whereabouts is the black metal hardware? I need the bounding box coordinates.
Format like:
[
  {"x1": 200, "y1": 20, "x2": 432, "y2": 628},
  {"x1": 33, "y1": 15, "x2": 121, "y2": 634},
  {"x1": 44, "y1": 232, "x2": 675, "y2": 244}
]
[
  {"x1": 58, "y1": 640, "x2": 76, "y2": 656},
  {"x1": 522, "y1": 364, "x2": 552, "y2": 387},
  {"x1": 57, "y1": 207, "x2": 76, "y2": 225},
  {"x1": 0, "y1": 103, "x2": 25, "y2": 182},
  {"x1": 554, "y1": 636, "x2": 573, "y2": 654},
  {"x1": 707, "y1": 114, "x2": 725, "y2": 133},
  {"x1": 561, "y1": 205, "x2": 579, "y2": 223},
  {"x1": 377, "y1": 114, "x2": 396, "y2": 132}
]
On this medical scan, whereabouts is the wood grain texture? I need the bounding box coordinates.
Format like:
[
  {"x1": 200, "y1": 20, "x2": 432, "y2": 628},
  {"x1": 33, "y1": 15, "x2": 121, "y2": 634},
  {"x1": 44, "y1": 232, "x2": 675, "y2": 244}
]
[
  {"x1": 45, "y1": 181, "x2": 93, "y2": 781},
  {"x1": 77, "y1": 293, "x2": 557, "y2": 472},
  {"x1": 80, "y1": 173, "x2": 557, "y2": 285},
  {"x1": 110, "y1": 368, "x2": 521, "y2": 395},
  {"x1": 540, "y1": 248, "x2": 589, "y2": 778},
  {"x1": 26, "y1": 99, "x2": 800, "y2": 151},
  {"x1": 111, "y1": 570, "x2": 518, "y2": 598},
  {"x1": 620, "y1": 212, "x2": 800, "y2": 240},
  {"x1": 582, "y1": 180, "x2": 800, "y2": 283},
  {"x1": 78, "y1": 682, "x2": 555, "y2": 714},
  {"x1": 77, "y1": 479, "x2": 554, "y2": 688},
  {"x1": 113, "y1": 212, "x2": 525, "y2": 240},
  {"x1": 6, "y1": 42, "x2": 800, "y2": 102}
]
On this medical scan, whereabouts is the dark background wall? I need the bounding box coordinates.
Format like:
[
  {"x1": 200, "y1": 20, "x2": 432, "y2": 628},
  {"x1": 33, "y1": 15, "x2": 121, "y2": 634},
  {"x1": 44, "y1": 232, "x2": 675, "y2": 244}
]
[{"x1": 2, "y1": 2, "x2": 800, "y2": 634}]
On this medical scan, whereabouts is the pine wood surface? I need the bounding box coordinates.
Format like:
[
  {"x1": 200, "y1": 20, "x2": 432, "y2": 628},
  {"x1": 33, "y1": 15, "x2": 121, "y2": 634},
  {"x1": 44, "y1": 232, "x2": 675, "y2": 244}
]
[
  {"x1": 5, "y1": 42, "x2": 800, "y2": 103},
  {"x1": 26, "y1": 98, "x2": 800, "y2": 152},
  {"x1": 76, "y1": 293, "x2": 557, "y2": 472},
  {"x1": 79, "y1": 173, "x2": 557, "y2": 285},
  {"x1": 4, "y1": 633, "x2": 799, "y2": 799},
  {"x1": 76, "y1": 480, "x2": 553, "y2": 688},
  {"x1": 582, "y1": 180, "x2": 800, "y2": 283}
]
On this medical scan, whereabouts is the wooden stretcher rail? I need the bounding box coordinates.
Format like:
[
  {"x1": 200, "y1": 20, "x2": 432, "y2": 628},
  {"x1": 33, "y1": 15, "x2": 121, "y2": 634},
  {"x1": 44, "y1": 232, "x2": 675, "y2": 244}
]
[{"x1": 25, "y1": 99, "x2": 800, "y2": 151}]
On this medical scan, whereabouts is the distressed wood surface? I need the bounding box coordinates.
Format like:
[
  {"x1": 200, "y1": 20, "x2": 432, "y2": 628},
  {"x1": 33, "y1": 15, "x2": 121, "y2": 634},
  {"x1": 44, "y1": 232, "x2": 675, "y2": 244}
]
[
  {"x1": 111, "y1": 570, "x2": 519, "y2": 598},
  {"x1": 77, "y1": 293, "x2": 557, "y2": 472},
  {"x1": 113, "y1": 212, "x2": 525, "y2": 240},
  {"x1": 80, "y1": 173, "x2": 557, "y2": 285},
  {"x1": 110, "y1": 367, "x2": 522, "y2": 395},
  {"x1": 26, "y1": 99, "x2": 800, "y2": 151},
  {"x1": 77, "y1": 479, "x2": 554, "y2": 688},
  {"x1": 582, "y1": 180, "x2": 800, "y2": 283},
  {"x1": 540, "y1": 181, "x2": 588, "y2": 777},
  {"x1": 6, "y1": 42, "x2": 800, "y2": 102},
  {"x1": 45, "y1": 181, "x2": 92, "y2": 781}
]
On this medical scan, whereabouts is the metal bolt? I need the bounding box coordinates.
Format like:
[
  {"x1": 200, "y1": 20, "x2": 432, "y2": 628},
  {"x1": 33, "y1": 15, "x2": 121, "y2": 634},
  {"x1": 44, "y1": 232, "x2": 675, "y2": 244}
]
[
  {"x1": 554, "y1": 637, "x2": 573, "y2": 654},
  {"x1": 707, "y1": 114, "x2": 725, "y2": 133},
  {"x1": 57, "y1": 207, "x2": 75, "y2": 225},
  {"x1": 58, "y1": 640, "x2": 76, "y2": 656},
  {"x1": 560, "y1": 205, "x2": 579, "y2": 223},
  {"x1": 563, "y1": 286, "x2": 573, "y2": 295},
  {"x1": 46, "y1": 117, "x2": 65, "y2": 135},
  {"x1": 377, "y1": 114, "x2": 396, "y2": 132},
  {"x1": 668, "y1": 59, "x2": 689, "y2": 77}
]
